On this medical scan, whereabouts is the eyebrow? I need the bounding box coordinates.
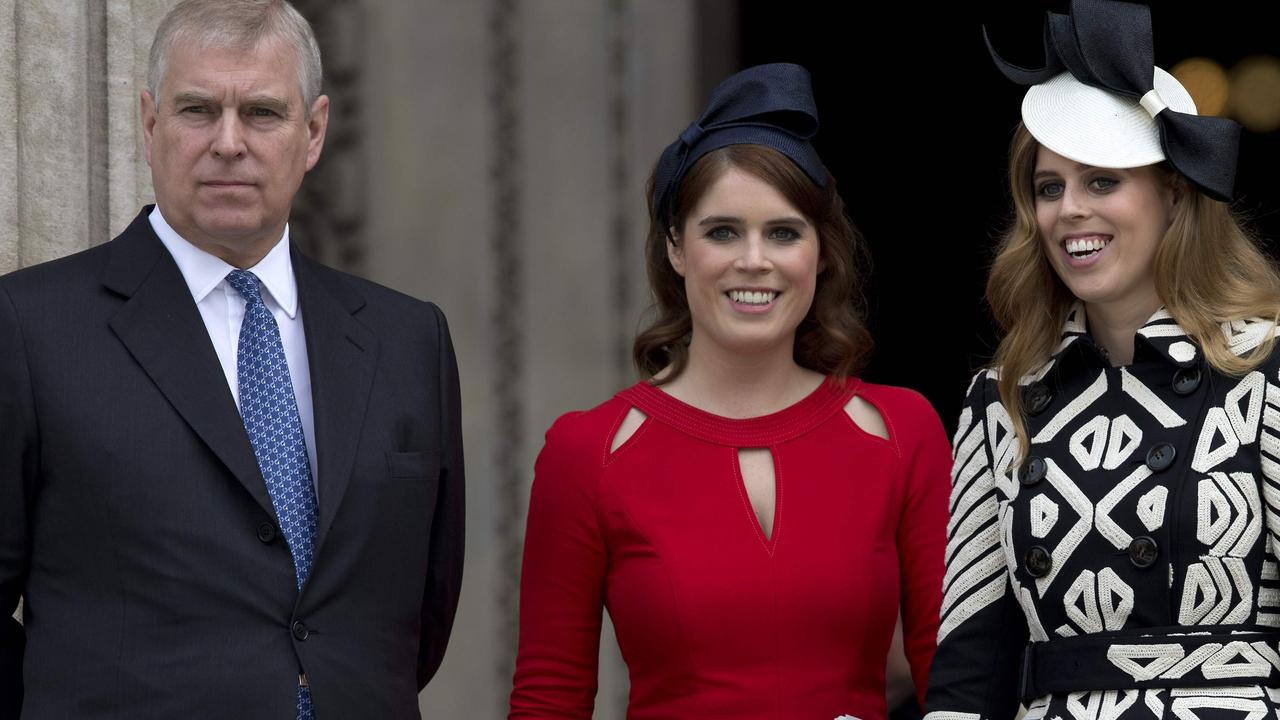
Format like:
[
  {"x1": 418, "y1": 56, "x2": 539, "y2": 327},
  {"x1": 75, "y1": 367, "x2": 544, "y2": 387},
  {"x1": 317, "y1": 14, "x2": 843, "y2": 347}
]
[
  {"x1": 242, "y1": 95, "x2": 292, "y2": 112},
  {"x1": 169, "y1": 92, "x2": 292, "y2": 113},
  {"x1": 171, "y1": 92, "x2": 217, "y2": 107},
  {"x1": 696, "y1": 215, "x2": 810, "y2": 226},
  {"x1": 1034, "y1": 161, "x2": 1122, "y2": 181}
]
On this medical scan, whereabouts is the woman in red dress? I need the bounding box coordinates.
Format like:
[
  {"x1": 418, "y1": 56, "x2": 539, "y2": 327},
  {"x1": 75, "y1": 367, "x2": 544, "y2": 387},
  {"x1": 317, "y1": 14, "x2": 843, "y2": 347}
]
[{"x1": 508, "y1": 63, "x2": 951, "y2": 719}]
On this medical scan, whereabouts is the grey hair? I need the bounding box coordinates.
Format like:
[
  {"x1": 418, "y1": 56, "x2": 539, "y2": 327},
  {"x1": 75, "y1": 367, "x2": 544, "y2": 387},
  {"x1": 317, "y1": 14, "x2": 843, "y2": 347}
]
[{"x1": 148, "y1": 0, "x2": 323, "y2": 115}]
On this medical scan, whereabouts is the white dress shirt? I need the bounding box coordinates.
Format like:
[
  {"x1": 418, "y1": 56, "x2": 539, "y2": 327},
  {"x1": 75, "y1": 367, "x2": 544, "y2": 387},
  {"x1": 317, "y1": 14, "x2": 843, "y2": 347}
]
[{"x1": 149, "y1": 206, "x2": 319, "y2": 492}]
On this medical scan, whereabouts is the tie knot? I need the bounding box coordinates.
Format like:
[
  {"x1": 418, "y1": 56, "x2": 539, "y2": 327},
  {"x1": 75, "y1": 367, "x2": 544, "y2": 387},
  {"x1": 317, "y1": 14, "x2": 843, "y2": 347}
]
[{"x1": 226, "y1": 269, "x2": 264, "y2": 306}]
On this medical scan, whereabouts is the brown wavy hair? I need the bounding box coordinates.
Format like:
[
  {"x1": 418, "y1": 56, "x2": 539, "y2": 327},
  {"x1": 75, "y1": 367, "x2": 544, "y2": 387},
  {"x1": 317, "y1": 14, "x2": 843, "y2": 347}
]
[
  {"x1": 633, "y1": 143, "x2": 872, "y2": 383},
  {"x1": 990, "y1": 123, "x2": 1280, "y2": 458}
]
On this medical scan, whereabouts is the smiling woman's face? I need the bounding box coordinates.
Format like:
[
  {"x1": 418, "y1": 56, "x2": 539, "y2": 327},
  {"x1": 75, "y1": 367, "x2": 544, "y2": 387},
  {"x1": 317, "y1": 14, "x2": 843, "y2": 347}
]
[
  {"x1": 1033, "y1": 145, "x2": 1176, "y2": 313},
  {"x1": 668, "y1": 166, "x2": 819, "y2": 359}
]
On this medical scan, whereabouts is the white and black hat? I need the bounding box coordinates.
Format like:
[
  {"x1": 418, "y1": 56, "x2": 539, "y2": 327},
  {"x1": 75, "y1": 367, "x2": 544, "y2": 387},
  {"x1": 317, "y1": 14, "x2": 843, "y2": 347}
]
[{"x1": 986, "y1": 0, "x2": 1241, "y2": 201}]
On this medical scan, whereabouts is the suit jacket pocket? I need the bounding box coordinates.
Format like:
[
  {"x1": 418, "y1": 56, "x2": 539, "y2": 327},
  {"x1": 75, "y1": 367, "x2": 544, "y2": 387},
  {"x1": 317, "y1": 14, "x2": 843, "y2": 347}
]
[{"x1": 385, "y1": 449, "x2": 440, "y2": 479}]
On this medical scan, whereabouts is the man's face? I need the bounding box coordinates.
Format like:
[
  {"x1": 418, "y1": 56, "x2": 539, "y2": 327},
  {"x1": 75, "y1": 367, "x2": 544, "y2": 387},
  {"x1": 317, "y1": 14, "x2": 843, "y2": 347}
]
[{"x1": 141, "y1": 37, "x2": 328, "y2": 263}]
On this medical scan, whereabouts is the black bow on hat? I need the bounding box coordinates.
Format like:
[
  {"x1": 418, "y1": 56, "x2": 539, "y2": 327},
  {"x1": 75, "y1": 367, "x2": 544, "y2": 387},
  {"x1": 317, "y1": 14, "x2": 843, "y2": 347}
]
[
  {"x1": 652, "y1": 63, "x2": 827, "y2": 234},
  {"x1": 985, "y1": 0, "x2": 1240, "y2": 201}
]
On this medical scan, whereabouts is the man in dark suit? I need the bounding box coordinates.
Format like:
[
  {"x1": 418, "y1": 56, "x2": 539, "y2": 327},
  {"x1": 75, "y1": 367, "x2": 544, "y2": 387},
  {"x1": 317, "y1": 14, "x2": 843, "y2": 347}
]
[{"x1": 0, "y1": 1, "x2": 463, "y2": 717}]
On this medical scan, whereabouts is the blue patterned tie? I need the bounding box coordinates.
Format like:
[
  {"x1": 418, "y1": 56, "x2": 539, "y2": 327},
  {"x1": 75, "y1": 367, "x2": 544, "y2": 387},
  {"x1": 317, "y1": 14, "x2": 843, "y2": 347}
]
[{"x1": 226, "y1": 269, "x2": 318, "y2": 720}]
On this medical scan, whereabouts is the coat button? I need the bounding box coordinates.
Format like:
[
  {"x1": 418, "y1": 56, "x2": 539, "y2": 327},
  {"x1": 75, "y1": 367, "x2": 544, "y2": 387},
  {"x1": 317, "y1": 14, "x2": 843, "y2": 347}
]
[
  {"x1": 1173, "y1": 367, "x2": 1202, "y2": 396},
  {"x1": 1129, "y1": 536, "x2": 1159, "y2": 568},
  {"x1": 1025, "y1": 546, "x2": 1053, "y2": 578},
  {"x1": 1024, "y1": 382, "x2": 1054, "y2": 415},
  {"x1": 1146, "y1": 443, "x2": 1176, "y2": 472},
  {"x1": 1019, "y1": 456, "x2": 1047, "y2": 486},
  {"x1": 257, "y1": 522, "x2": 277, "y2": 544},
  {"x1": 292, "y1": 620, "x2": 310, "y2": 641}
]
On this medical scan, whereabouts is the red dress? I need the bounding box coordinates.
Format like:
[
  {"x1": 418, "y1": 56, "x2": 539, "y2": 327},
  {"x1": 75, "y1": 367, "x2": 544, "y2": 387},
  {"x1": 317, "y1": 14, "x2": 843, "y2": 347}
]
[{"x1": 508, "y1": 378, "x2": 951, "y2": 719}]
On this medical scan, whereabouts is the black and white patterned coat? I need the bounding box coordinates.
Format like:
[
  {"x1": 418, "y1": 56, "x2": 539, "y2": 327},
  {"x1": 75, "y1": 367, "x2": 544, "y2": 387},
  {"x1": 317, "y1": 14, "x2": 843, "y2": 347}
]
[{"x1": 926, "y1": 304, "x2": 1280, "y2": 720}]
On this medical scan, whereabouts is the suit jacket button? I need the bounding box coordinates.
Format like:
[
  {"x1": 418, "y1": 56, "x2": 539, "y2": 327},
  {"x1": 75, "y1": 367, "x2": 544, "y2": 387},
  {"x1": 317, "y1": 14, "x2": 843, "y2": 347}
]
[
  {"x1": 1129, "y1": 536, "x2": 1159, "y2": 568},
  {"x1": 1172, "y1": 366, "x2": 1201, "y2": 396},
  {"x1": 1019, "y1": 456, "x2": 1047, "y2": 486},
  {"x1": 257, "y1": 522, "x2": 277, "y2": 544},
  {"x1": 1025, "y1": 546, "x2": 1052, "y2": 578},
  {"x1": 1146, "y1": 443, "x2": 1176, "y2": 472},
  {"x1": 292, "y1": 620, "x2": 310, "y2": 641},
  {"x1": 1023, "y1": 382, "x2": 1054, "y2": 415}
]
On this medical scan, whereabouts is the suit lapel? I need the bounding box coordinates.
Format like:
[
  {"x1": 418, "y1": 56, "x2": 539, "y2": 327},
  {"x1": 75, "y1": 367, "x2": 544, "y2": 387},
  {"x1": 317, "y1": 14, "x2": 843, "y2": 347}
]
[
  {"x1": 293, "y1": 250, "x2": 377, "y2": 554},
  {"x1": 103, "y1": 209, "x2": 276, "y2": 520}
]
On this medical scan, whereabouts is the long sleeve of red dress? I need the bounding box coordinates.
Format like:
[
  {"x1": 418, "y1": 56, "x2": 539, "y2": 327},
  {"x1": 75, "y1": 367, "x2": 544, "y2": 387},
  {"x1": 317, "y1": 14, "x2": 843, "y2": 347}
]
[{"x1": 509, "y1": 379, "x2": 951, "y2": 719}]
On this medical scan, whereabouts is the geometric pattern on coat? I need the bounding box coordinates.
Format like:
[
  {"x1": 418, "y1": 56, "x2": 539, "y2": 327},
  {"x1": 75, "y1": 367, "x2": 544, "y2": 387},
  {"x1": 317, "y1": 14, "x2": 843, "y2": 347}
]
[{"x1": 926, "y1": 303, "x2": 1280, "y2": 720}]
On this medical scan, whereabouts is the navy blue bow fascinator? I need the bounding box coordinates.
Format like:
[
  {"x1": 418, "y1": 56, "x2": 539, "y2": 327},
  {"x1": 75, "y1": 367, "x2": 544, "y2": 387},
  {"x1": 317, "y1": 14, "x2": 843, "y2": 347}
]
[{"x1": 652, "y1": 63, "x2": 827, "y2": 234}]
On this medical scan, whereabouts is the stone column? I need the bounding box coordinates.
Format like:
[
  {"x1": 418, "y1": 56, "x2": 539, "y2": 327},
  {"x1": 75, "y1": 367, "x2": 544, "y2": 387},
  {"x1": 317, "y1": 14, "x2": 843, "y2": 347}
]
[{"x1": 0, "y1": 1, "x2": 171, "y2": 275}]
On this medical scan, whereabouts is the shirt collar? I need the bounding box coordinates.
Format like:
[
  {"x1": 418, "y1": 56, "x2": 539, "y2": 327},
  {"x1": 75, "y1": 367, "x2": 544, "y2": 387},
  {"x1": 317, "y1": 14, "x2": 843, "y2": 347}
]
[
  {"x1": 1022, "y1": 301, "x2": 1198, "y2": 384},
  {"x1": 149, "y1": 206, "x2": 299, "y2": 318},
  {"x1": 1060, "y1": 301, "x2": 1198, "y2": 369},
  {"x1": 1131, "y1": 306, "x2": 1199, "y2": 368},
  {"x1": 1018, "y1": 302, "x2": 1279, "y2": 385}
]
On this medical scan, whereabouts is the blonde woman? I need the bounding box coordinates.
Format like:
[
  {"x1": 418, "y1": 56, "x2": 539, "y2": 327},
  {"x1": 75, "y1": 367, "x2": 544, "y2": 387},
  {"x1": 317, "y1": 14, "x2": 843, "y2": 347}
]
[{"x1": 926, "y1": 0, "x2": 1280, "y2": 716}]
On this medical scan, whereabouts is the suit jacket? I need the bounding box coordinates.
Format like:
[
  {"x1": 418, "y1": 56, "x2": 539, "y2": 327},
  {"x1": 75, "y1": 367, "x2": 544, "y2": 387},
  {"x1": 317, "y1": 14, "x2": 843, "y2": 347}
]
[{"x1": 0, "y1": 207, "x2": 464, "y2": 719}]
